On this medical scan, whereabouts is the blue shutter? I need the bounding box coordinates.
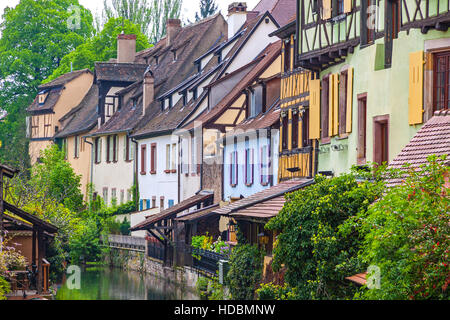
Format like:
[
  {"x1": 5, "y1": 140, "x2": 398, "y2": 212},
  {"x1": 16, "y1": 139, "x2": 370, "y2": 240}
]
[
  {"x1": 146, "y1": 199, "x2": 150, "y2": 209},
  {"x1": 139, "y1": 199, "x2": 143, "y2": 211},
  {"x1": 168, "y1": 199, "x2": 174, "y2": 208}
]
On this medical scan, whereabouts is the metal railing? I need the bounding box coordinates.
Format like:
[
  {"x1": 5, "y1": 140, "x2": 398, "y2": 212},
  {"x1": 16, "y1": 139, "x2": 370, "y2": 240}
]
[
  {"x1": 107, "y1": 234, "x2": 146, "y2": 252},
  {"x1": 187, "y1": 246, "x2": 229, "y2": 275}
]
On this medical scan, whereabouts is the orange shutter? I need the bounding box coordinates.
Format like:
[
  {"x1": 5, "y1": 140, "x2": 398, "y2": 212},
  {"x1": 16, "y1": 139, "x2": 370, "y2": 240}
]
[
  {"x1": 408, "y1": 51, "x2": 424, "y2": 125},
  {"x1": 328, "y1": 74, "x2": 334, "y2": 137},
  {"x1": 344, "y1": 0, "x2": 352, "y2": 13},
  {"x1": 323, "y1": 0, "x2": 332, "y2": 20},
  {"x1": 309, "y1": 75, "x2": 321, "y2": 139},
  {"x1": 346, "y1": 67, "x2": 354, "y2": 133},
  {"x1": 333, "y1": 73, "x2": 339, "y2": 136}
]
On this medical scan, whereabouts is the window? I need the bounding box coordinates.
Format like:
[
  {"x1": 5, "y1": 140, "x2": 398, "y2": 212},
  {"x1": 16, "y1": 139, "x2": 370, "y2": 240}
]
[
  {"x1": 113, "y1": 135, "x2": 118, "y2": 162},
  {"x1": 168, "y1": 199, "x2": 174, "y2": 208},
  {"x1": 283, "y1": 39, "x2": 291, "y2": 73},
  {"x1": 124, "y1": 136, "x2": 134, "y2": 161},
  {"x1": 150, "y1": 143, "x2": 157, "y2": 174},
  {"x1": 373, "y1": 115, "x2": 389, "y2": 166},
  {"x1": 95, "y1": 137, "x2": 102, "y2": 163},
  {"x1": 281, "y1": 113, "x2": 289, "y2": 150},
  {"x1": 357, "y1": 94, "x2": 367, "y2": 164},
  {"x1": 31, "y1": 116, "x2": 39, "y2": 138},
  {"x1": 321, "y1": 76, "x2": 330, "y2": 140},
  {"x1": 152, "y1": 197, "x2": 156, "y2": 208},
  {"x1": 103, "y1": 187, "x2": 108, "y2": 205},
  {"x1": 245, "y1": 147, "x2": 254, "y2": 186},
  {"x1": 339, "y1": 70, "x2": 348, "y2": 135},
  {"x1": 302, "y1": 108, "x2": 311, "y2": 147},
  {"x1": 62, "y1": 138, "x2": 68, "y2": 160},
  {"x1": 230, "y1": 150, "x2": 238, "y2": 187},
  {"x1": 120, "y1": 189, "x2": 124, "y2": 204},
  {"x1": 434, "y1": 51, "x2": 450, "y2": 111},
  {"x1": 390, "y1": 0, "x2": 400, "y2": 40},
  {"x1": 127, "y1": 189, "x2": 132, "y2": 202},
  {"x1": 44, "y1": 114, "x2": 51, "y2": 137},
  {"x1": 190, "y1": 136, "x2": 196, "y2": 174},
  {"x1": 111, "y1": 188, "x2": 117, "y2": 204},
  {"x1": 74, "y1": 135, "x2": 80, "y2": 158},
  {"x1": 292, "y1": 109, "x2": 299, "y2": 149},
  {"x1": 106, "y1": 136, "x2": 111, "y2": 163},
  {"x1": 165, "y1": 144, "x2": 171, "y2": 173},
  {"x1": 140, "y1": 144, "x2": 147, "y2": 174},
  {"x1": 171, "y1": 143, "x2": 177, "y2": 172},
  {"x1": 260, "y1": 145, "x2": 269, "y2": 185},
  {"x1": 160, "y1": 197, "x2": 164, "y2": 209}
]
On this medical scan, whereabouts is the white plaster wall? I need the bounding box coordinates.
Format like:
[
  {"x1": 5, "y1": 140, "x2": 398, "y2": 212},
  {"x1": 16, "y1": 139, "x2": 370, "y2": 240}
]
[
  {"x1": 130, "y1": 207, "x2": 159, "y2": 238},
  {"x1": 226, "y1": 19, "x2": 278, "y2": 74},
  {"x1": 223, "y1": 129, "x2": 279, "y2": 201},
  {"x1": 137, "y1": 134, "x2": 179, "y2": 209},
  {"x1": 92, "y1": 133, "x2": 135, "y2": 206}
]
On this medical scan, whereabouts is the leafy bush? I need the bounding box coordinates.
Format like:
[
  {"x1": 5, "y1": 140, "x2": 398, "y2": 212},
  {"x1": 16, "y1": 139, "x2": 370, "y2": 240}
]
[
  {"x1": 0, "y1": 276, "x2": 10, "y2": 300},
  {"x1": 195, "y1": 276, "x2": 229, "y2": 300},
  {"x1": 266, "y1": 168, "x2": 385, "y2": 299},
  {"x1": 347, "y1": 156, "x2": 449, "y2": 300},
  {"x1": 257, "y1": 282, "x2": 298, "y2": 300},
  {"x1": 227, "y1": 243, "x2": 263, "y2": 300}
]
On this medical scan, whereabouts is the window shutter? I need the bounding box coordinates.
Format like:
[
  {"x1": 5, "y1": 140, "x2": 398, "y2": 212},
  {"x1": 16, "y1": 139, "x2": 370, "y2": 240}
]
[
  {"x1": 309, "y1": 77, "x2": 321, "y2": 139},
  {"x1": 99, "y1": 137, "x2": 102, "y2": 162},
  {"x1": 339, "y1": 72, "x2": 347, "y2": 135},
  {"x1": 322, "y1": 0, "x2": 332, "y2": 20},
  {"x1": 344, "y1": 0, "x2": 352, "y2": 13},
  {"x1": 346, "y1": 67, "x2": 354, "y2": 133},
  {"x1": 333, "y1": 73, "x2": 339, "y2": 135},
  {"x1": 230, "y1": 153, "x2": 233, "y2": 185},
  {"x1": 235, "y1": 151, "x2": 238, "y2": 184},
  {"x1": 328, "y1": 74, "x2": 335, "y2": 137},
  {"x1": 244, "y1": 149, "x2": 248, "y2": 184},
  {"x1": 123, "y1": 136, "x2": 127, "y2": 161},
  {"x1": 409, "y1": 51, "x2": 424, "y2": 125},
  {"x1": 251, "y1": 148, "x2": 254, "y2": 184}
]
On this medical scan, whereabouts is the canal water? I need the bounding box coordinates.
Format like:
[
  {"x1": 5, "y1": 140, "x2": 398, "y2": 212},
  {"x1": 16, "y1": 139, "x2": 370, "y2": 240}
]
[{"x1": 55, "y1": 266, "x2": 200, "y2": 300}]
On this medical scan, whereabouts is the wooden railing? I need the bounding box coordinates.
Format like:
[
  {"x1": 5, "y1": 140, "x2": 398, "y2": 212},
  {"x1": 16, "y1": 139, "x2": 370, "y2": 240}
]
[
  {"x1": 107, "y1": 234, "x2": 146, "y2": 252},
  {"x1": 278, "y1": 147, "x2": 313, "y2": 181}
]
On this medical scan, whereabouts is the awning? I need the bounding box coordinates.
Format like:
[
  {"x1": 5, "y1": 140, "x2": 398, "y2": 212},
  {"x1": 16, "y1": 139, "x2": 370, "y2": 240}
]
[
  {"x1": 230, "y1": 195, "x2": 286, "y2": 219},
  {"x1": 346, "y1": 272, "x2": 367, "y2": 286},
  {"x1": 176, "y1": 204, "x2": 220, "y2": 222},
  {"x1": 214, "y1": 178, "x2": 314, "y2": 217},
  {"x1": 3, "y1": 201, "x2": 58, "y2": 234},
  {"x1": 130, "y1": 192, "x2": 214, "y2": 231}
]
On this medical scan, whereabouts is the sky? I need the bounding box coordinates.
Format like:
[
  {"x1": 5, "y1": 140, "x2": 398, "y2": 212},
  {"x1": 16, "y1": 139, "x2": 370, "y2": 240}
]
[{"x1": 0, "y1": 0, "x2": 261, "y2": 25}]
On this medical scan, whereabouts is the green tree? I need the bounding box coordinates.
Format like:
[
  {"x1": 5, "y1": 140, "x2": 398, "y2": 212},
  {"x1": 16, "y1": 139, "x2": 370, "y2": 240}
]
[
  {"x1": 99, "y1": 0, "x2": 182, "y2": 43},
  {"x1": 265, "y1": 169, "x2": 385, "y2": 299},
  {"x1": 349, "y1": 156, "x2": 449, "y2": 300},
  {"x1": 46, "y1": 17, "x2": 150, "y2": 81},
  {"x1": 0, "y1": 0, "x2": 94, "y2": 168},
  {"x1": 195, "y1": 0, "x2": 218, "y2": 21}
]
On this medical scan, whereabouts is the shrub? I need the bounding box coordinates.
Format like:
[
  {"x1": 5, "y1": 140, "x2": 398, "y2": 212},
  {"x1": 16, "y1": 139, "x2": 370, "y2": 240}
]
[
  {"x1": 257, "y1": 282, "x2": 298, "y2": 300},
  {"x1": 0, "y1": 276, "x2": 10, "y2": 300},
  {"x1": 348, "y1": 156, "x2": 449, "y2": 300},
  {"x1": 227, "y1": 243, "x2": 263, "y2": 300},
  {"x1": 266, "y1": 169, "x2": 385, "y2": 299}
]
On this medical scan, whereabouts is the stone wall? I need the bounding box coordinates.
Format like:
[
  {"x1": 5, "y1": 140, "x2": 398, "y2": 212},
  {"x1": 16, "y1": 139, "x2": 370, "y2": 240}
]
[{"x1": 107, "y1": 247, "x2": 204, "y2": 289}]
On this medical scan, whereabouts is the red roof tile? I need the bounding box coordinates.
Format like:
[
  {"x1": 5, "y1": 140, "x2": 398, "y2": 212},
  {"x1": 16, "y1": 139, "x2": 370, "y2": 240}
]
[{"x1": 387, "y1": 109, "x2": 450, "y2": 186}]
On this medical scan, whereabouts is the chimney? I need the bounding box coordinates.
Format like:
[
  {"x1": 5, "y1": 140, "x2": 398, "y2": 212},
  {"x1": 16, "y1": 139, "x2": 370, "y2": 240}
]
[
  {"x1": 143, "y1": 69, "x2": 154, "y2": 117},
  {"x1": 228, "y1": 2, "x2": 247, "y2": 38},
  {"x1": 117, "y1": 33, "x2": 136, "y2": 63},
  {"x1": 166, "y1": 19, "x2": 182, "y2": 46}
]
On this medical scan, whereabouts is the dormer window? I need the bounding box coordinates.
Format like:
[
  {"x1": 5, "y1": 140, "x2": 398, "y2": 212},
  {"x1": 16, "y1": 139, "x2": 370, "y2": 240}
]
[
  {"x1": 161, "y1": 99, "x2": 165, "y2": 111},
  {"x1": 155, "y1": 56, "x2": 159, "y2": 65},
  {"x1": 173, "y1": 50, "x2": 177, "y2": 61},
  {"x1": 132, "y1": 98, "x2": 137, "y2": 109},
  {"x1": 193, "y1": 88, "x2": 198, "y2": 100},
  {"x1": 183, "y1": 92, "x2": 187, "y2": 106},
  {"x1": 218, "y1": 52, "x2": 222, "y2": 64},
  {"x1": 168, "y1": 96, "x2": 173, "y2": 108},
  {"x1": 38, "y1": 91, "x2": 48, "y2": 105}
]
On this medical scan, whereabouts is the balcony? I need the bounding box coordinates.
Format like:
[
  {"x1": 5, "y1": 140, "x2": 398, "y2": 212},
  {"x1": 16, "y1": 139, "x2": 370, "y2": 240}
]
[
  {"x1": 278, "y1": 146, "x2": 314, "y2": 181},
  {"x1": 280, "y1": 68, "x2": 311, "y2": 109}
]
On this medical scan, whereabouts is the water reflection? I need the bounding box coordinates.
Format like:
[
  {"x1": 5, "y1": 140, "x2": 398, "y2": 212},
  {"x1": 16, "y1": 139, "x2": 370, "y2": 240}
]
[{"x1": 55, "y1": 266, "x2": 199, "y2": 300}]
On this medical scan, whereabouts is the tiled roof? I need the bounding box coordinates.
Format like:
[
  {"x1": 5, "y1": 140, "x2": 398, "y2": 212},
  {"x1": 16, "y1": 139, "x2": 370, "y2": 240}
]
[
  {"x1": 27, "y1": 87, "x2": 63, "y2": 113},
  {"x1": 214, "y1": 178, "x2": 314, "y2": 216},
  {"x1": 345, "y1": 273, "x2": 367, "y2": 286},
  {"x1": 54, "y1": 84, "x2": 98, "y2": 138},
  {"x1": 387, "y1": 109, "x2": 450, "y2": 186},
  {"x1": 94, "y1": 62, "x2": 148, "y2": 82},
  {"x1": 225, "y1": 99, "x2": 281, "y2": 136},
  {"x1": 176, "y1": 204, "x2": 220, "y2": 222},
  {"x1": 253, "y1": 0, "x2": 296, "y2": 27},
  {"x1": 184, "y1": 40, "x2": 281, "y2": 130},
  {"x1": 93, "y1": 14, "x2": 227, "y2": 137},
  {"x1": 38, "y1": 69, "x2": 91, "y2": 90},
  {"x1": 131, "y1": 192, "x2": 214, "y2": 231}
]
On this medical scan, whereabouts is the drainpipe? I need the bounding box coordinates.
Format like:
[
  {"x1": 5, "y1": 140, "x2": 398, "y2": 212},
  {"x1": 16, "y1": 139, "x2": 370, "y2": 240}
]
[
  {"x1": 130, "y1": 136, "x2": 139, "y2": 211},
  {"x1": 84, "y1": 136, "x2": 94, "y2": 212},
  {"x1": 177, "y1": 135, "x2": 180, "y2": 204}
]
